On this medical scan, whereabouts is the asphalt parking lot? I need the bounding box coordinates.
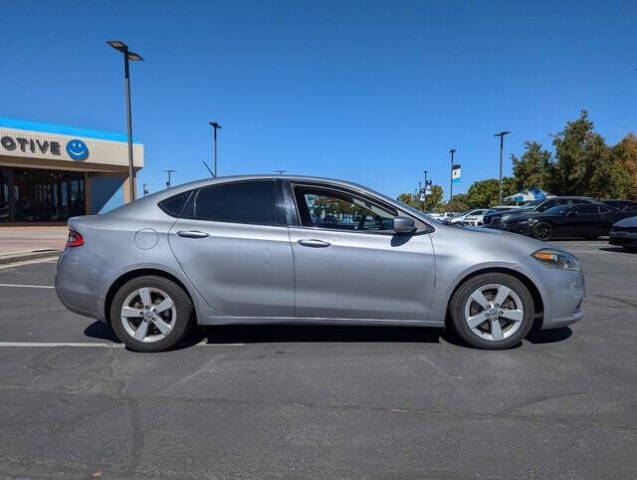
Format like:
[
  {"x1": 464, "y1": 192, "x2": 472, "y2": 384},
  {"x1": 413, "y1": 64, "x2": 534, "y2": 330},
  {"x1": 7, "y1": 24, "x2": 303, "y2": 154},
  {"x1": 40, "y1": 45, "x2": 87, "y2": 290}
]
[{"x1": 0, "y1": 240, "x2": 636, "y2": 479}]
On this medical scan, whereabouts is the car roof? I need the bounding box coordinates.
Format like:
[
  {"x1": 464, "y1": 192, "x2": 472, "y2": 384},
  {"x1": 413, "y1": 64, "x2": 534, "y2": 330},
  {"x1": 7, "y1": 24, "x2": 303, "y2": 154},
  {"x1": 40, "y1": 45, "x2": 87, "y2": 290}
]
[{"x1": 108, "y1": 174, "x2": 426, "y2": 220}]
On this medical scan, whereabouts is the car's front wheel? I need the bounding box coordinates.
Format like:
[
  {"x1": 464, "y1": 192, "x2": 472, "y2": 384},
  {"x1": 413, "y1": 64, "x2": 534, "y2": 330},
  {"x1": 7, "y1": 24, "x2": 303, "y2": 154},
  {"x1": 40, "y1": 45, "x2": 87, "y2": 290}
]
[
  {"x1": 110, "y1": 275, "x2": 194, "y2": 352},
  {"x1": 449, "y1": 273, "x2": 535, "y2": 349},
  {"x1": 531, "y1": 222, "x2": 553, "y2": 241}
]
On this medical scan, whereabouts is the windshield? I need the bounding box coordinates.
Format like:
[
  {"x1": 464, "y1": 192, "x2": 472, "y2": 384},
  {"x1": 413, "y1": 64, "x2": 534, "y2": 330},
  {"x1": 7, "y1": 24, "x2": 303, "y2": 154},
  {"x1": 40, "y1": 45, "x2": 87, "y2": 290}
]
[{"x1": 519, "y1": 199, "x2": 544, "y2": 210}]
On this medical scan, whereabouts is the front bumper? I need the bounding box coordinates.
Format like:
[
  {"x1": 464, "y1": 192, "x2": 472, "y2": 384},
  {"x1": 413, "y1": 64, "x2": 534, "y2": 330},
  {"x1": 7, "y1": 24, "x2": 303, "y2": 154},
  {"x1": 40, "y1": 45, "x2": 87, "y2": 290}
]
[
  {"x1": 609, "y1": 232, "x2": 637, "y2": 246},
  {"x1": 519, "y1": 256, "x2": 586, "y2": 330},
  {"x1": 503, "y1": 222, "x2": 533, "y2": 235}
]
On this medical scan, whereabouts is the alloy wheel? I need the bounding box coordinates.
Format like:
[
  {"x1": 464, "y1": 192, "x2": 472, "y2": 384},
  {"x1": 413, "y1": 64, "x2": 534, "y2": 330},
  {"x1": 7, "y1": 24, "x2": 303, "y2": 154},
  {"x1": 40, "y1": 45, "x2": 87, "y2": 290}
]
[
  {"x1": 464, "y1": 284, "x2": 524, "y2": 342},
  {"x1": 120, "y1": 287, "x2": 177, "y2": 343},
  {"x1": 533, "y1": 223, "x2": 552, "y2": 240}
]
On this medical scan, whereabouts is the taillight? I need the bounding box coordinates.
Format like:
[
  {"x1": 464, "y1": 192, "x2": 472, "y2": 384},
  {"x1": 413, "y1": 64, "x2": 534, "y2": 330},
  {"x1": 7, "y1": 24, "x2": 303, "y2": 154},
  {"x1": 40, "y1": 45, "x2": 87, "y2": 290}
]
[{"x1": 66, "y1": 230, "x2": 84, "y2": 248}]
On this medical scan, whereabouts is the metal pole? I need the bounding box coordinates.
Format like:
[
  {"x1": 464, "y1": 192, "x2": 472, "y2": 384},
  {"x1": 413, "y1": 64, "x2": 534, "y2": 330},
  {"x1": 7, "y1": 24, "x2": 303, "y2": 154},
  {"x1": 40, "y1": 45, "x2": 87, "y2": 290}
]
[
  {"x1": 213, "y1": 126, "x2": 218, "y2": 177},
  {"x1": 449, "y1": 149, "x2": 456, "y2": 202},
  {"x1": 494, "y1": 131, "x2": 510, "y2": 205},
  {"x1": 123, "y1": 50, "x2": 135, "y2": 202},
  {"x1": 164, "y1": 169, "x2": 175, "y2": 189},
  {"x1": 498, "y1": 134, "x2": 504, "y2": 205}
]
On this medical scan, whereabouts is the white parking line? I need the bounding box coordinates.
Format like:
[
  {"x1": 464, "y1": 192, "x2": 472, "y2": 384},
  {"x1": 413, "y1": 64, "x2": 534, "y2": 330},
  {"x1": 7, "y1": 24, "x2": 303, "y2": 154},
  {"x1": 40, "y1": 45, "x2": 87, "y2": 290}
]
[
  {"x1": 0, "y1": 342, "x2": 124, "y2": 348},
  {"x1": 0, "y1": 283, "x2": 54, "y2": 289},
  {"x1": 0, "y1": 341, "x2": 244, "y2": 348}
]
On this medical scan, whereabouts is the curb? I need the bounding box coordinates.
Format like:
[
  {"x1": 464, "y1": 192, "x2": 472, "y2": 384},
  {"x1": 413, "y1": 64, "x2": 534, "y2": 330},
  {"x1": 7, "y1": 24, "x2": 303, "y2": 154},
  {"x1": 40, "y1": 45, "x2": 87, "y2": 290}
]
[{"x1": 0, "y1": 250, "x2": 63, "y2": 266}]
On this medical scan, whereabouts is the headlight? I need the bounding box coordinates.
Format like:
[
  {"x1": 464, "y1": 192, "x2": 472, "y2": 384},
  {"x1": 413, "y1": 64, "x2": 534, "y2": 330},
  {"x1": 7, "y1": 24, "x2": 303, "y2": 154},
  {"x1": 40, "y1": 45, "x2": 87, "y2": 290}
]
[{"x1": 532, "y1": 249, "x2": 581, "y2": 272}]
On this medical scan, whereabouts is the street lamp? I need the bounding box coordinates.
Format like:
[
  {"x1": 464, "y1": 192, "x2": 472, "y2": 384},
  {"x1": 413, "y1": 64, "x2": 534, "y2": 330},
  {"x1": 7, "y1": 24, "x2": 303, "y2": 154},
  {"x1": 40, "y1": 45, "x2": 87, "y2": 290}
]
[
  {"x1": 494, "y1": 130, "x2": 511, "y2": 205},
  {"x1": 209, "y1": 121, "x2": 222, "y2": 177},
  {"x1": 449, "y1": 149, "x2": 456, "y2": 202},
  {"x1": 107, "y1": 40, "x2": 143, "y2": 202}
]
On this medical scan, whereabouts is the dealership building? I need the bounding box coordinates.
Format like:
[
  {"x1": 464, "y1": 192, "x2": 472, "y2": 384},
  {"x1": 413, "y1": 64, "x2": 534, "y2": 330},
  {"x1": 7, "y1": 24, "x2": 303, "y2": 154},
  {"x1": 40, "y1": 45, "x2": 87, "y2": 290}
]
[{"x1": 0, "y1": 117, "x2": 143, "y2": 224}]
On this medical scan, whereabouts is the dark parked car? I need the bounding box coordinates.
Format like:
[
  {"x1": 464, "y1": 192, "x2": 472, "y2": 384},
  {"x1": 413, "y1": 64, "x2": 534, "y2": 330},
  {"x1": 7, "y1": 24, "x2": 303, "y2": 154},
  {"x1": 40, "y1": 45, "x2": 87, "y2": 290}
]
[
  {"x1": 609, "y1": 216, "x2": 637, "y2": 251},
  {"x1": 601, "y1": 199, "x2": 637, "y2": 213},
  {"x1": 503, "y1": 204, "x2": 630, "y2": 241},
  {"x1": 482, "y1": 196, "x2": 603, "y2": 229}
]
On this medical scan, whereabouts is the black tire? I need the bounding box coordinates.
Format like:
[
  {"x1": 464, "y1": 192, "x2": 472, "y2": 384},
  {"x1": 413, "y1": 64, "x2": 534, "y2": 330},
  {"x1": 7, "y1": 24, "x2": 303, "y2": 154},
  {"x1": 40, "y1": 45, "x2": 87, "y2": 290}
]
[
  {"x1": 531, "y1": 222, "x2": 553, "y2": 241},
  {"x1": 449, "y1": 273, "x2": 535, "y2": 350},
  {"x1": 110, "y1": 275, "x2": 194, "y2": 352}
]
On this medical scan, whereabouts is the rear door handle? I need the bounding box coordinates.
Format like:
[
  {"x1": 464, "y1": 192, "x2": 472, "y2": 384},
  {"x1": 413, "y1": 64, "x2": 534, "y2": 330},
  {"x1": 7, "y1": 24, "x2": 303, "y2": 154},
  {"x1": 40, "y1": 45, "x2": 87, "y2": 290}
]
[
  {"x1": 297, "y1": 239, "x2": 331, "y2": 248},
  {"x1": 177, "y1": 230, "x2": 209, "y2": 239}
]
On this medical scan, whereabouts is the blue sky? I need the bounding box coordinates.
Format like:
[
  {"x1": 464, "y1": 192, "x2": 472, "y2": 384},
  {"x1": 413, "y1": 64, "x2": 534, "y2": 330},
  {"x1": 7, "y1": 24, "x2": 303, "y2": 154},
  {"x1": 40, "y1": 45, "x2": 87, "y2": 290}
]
[{"x1": 4, "y1": 0, "x2": 636, "y2": 198}]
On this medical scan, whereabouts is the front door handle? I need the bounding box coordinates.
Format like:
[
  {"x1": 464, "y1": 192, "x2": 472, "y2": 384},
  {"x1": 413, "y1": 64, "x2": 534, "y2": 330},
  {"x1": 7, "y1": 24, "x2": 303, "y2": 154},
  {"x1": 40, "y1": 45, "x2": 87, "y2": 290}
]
[
  {"x1": 177, "y1": 230, "x2": 209, "y2": 239},
  {"x1": 297, "y1": 239, "x2": 331, "y2": 248}
]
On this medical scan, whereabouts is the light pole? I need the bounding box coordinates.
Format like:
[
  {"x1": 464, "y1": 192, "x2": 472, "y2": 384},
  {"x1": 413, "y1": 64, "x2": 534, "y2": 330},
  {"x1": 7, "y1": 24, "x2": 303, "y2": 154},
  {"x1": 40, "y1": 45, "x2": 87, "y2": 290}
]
[
  {"x1": 275, "y1": 170, "x2": 286, "y2": 175},
  {"x1": 164, "y1": 169, "x2": 175, "y2": 189},
  {"x1": 209, "y1": 121, "x2": 222, "y2": 177},
  {"x1": 494, "y1": 131, "x2": 511, "y2": 205},
  {"x1": 107, "y1": 41, "x2": 143, "y2": 202},
  {"x1": 449, "y1": 149, "x2": 456, "y2": 202}
]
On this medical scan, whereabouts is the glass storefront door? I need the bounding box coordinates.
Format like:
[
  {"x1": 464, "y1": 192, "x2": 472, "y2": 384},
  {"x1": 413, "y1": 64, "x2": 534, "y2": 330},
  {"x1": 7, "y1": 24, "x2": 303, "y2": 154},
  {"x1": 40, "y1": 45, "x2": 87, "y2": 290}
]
[{"x1": 0, "y1": 166, "x2": 85, "y2": 223}]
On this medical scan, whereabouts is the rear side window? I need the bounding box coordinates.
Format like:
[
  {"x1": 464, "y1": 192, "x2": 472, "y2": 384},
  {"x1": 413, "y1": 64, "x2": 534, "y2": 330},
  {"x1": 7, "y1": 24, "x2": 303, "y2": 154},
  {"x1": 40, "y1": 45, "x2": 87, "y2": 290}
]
[
  {"x1": 158, "y1": 191, "x2": 191, "y2": 218},
  {"x1": 189, "y1": 180, "x2": 281, "y2": 226}
]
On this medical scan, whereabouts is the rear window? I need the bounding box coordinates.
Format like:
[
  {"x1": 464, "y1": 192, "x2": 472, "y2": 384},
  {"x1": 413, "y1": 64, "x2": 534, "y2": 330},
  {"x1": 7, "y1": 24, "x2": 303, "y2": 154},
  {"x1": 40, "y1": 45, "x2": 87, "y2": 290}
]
[
  {"x1": 188, "y1": 180, "x2": 281, "y2": 226},
  {"x1": 158, "y1": 191, "x2": 191, "y2": 218}
]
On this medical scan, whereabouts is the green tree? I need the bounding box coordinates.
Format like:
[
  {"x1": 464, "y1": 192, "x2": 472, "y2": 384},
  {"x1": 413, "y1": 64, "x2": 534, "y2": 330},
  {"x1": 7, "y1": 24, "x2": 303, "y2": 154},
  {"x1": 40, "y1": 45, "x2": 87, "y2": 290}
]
[
  {"x1": 550, "y1": 110, "x2": 609, "y2": 195},
  {"x1": 511, "y1": 141, "x2": 552, "y2": 191},
  {"x1": 442, "y1": 194, "x2": 468, "y2": 213},
  {"x1": 424, "y1": 185, "x2": 444, "y2": 211},
  {"x1": 460, "y1": 178, "x2": 517, "y2": 208},
  {"x1": 396, "y1": 184, "x2": 444, "y2": 212},
  {"x1": 590, "y1": 133, "x2": 637, "y2": 199}
]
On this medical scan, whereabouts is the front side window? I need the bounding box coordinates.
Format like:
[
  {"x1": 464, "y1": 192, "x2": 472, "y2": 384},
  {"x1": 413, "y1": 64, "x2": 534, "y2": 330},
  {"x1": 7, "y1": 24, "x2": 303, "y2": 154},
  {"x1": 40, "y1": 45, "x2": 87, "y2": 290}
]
[
  {"x1": 294, "y1": 185, "x2": 396, "y2": 232},
  {"x1": 537, "y1": 199, "x2": 557, "y2": 212},
  {"x1": 189, "y1": 180, "x2": 280, "y2": 226},
  {"x1": 544, "y1": 205, "x2": 569, "y2": 216},
  {"x1": 573, "y1": 205, "x2": 598, "y2": 215}
]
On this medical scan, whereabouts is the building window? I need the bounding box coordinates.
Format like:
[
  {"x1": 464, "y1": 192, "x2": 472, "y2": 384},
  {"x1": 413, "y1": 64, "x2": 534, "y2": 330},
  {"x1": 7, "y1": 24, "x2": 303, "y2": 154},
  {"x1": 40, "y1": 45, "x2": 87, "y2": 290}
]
[{"x1": 0, "y1": 167, "x2": 86, "y2": 223}]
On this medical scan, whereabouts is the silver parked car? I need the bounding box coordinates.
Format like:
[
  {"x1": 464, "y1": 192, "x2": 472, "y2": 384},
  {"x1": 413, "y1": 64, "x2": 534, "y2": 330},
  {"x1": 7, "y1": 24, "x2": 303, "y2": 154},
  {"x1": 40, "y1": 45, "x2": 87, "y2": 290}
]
[{"x1": 55, "y1": 175, "x2": 585, "y2": 351}]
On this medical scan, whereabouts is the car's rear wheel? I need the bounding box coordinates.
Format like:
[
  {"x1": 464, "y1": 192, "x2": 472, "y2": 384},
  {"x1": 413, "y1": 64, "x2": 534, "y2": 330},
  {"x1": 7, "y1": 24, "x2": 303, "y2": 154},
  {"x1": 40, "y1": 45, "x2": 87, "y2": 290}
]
[
  {"x1": 532, "y1": 222, "x2": 553, "y2": 241},
  {"x1": 110, "y1": 275, "x2": 194, "y2": 352},
  {"x1": 449, "y1": 273, "x2": 535, "y2": 349}
]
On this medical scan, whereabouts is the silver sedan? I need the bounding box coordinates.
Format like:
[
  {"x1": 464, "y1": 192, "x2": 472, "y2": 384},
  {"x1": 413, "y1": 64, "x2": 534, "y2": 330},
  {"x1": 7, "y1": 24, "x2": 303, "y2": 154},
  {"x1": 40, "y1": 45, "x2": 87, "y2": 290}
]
[{"x1": 55, "y1": 175, "x2": 585, "y2": 351}]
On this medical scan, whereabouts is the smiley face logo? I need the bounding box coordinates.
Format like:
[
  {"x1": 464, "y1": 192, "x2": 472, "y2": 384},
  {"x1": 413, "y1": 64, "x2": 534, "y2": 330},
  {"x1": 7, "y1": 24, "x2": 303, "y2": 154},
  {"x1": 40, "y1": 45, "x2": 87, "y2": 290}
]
[{"x1": 66, "y1": 139, "x2": 89, "y2": 160}]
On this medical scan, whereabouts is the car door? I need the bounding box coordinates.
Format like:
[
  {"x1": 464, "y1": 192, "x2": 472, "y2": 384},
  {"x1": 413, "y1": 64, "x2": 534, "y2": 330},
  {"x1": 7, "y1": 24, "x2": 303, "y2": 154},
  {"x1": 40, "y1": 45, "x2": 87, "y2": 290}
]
[
  {"x1": 570, "y1": 205, "x2": 602, "y2": 236},
  {"x1": 168, "y1": 179, "x2": 294, "y2": 318},
  {"x1": 286, "y1": 182, "x2": 436, "y2": 322}
]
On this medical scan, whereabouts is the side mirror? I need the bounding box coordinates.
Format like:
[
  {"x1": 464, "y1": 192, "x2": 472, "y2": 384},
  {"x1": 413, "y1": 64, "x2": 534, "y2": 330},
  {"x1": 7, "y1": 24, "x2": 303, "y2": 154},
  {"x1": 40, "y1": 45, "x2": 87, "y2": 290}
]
[
  {"x1": 567, "y1": 211, "x2": 576, "y2": 217},
  {"x1": 394, "y1": 216, "x2": 416, "y2": 234}
]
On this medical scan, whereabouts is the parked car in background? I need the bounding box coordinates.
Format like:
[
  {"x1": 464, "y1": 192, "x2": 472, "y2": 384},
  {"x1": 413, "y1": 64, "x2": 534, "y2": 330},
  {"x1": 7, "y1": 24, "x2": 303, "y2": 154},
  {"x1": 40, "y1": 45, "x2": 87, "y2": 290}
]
[
  {"x1": 483, "y1": 196, "x2": 603, "y2": 229},
  {"x1": 55, "y1": 175, "x2": 585, "y2": 352},
  {"x1": 450, "y1": 209, "x2": 489, "y2": 226},
  {"x1": 487, "y1": 205, "x2": 521, "y2": 212},
  {"x1": 601, "y1": 199, "x2": 637, "y2": 213},
  {"x1": 609, "y1": 216, "x2": 637, "y2": 251},
  {"x1": 428, "y1": 212, "x2": 459, "y2": 220},
  {"x1": 502, "y1": 204, "x2": 630, "y2": 240}
]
